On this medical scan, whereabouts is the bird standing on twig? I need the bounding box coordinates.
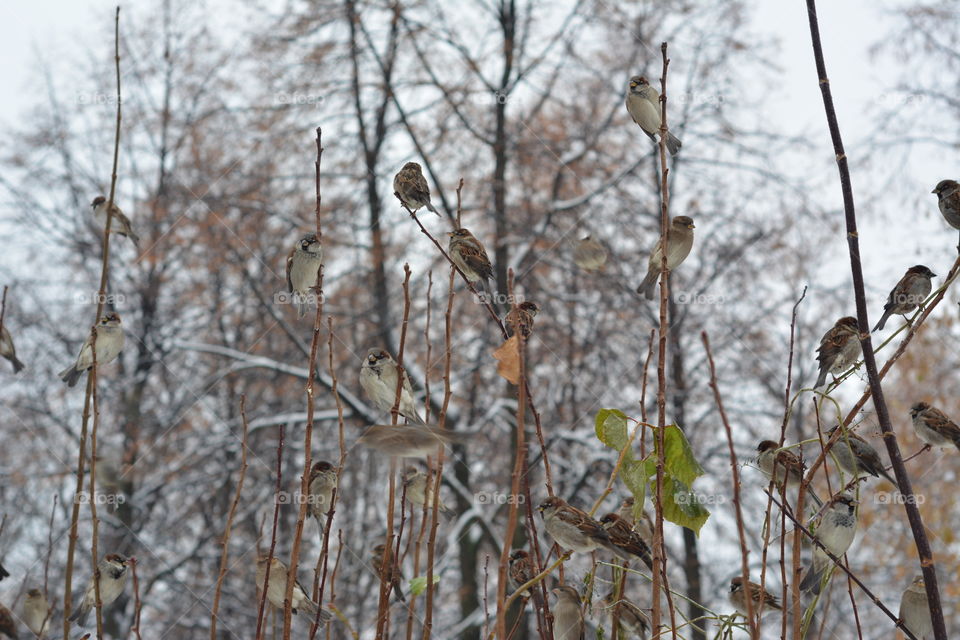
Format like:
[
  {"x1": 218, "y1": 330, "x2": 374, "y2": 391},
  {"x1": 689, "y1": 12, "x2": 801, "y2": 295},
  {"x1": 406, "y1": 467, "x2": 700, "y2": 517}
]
[
  {"x1": 394, "y1": 162, "x2": 440, "y2": 216},
  {"x1": 625, "y1": 75, "x2": 682, "y2": 155},
  {"x1": 636, "y1": 216, "x2": 695, "y2": 300}
]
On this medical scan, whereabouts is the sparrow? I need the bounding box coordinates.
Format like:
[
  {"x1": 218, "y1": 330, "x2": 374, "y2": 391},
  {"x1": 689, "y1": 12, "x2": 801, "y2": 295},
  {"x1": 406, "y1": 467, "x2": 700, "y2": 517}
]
[
  {"x1": 618, "y1": 497, "x2": 654, "y2": 544},
  {"x1": 402, "y1": 467, "x2": 454, "y2": 520},
  {"x1": 505, "y1": 301, "x2": 540, "y2": 338},
  {"x1": 69, "y1": 553, "x2": 130, "y2": 626},
  {"x1": 448, "y1": 228, "x2": 493, "y2": 287},
  {"x1": 799, "y1": 494, "x2": 858, "y2": 594},
  {"x1": 91, "y1": 196, "x2": 140, "y2": 246},
  {"x1": 255, "y1": 556, "x2": 332, "y2": 621},
  {"x1": 23, "y1": 588, "x2": 52, "y2": 637},
  {"x1": 599, "y1": 513, "x2": 653, "y2": 570},
  {"x1": 0, "y1": 605, "x2": 15, "y2": 639},
  {"x1": 537, "y1": 496, "x2": 623, "y2": 557},
  {"x1": 932, "y1": 179, "x2": 960, "y2": 231},
  {"x1": 370, "y1": 544, "x2": 406, "y2": 603},
  {"x1": 600, "y1": 591, "x2": 649, "y2": 639},
  {"x1": 573, "y1": 235, "x2": 608, "y2": 272},
  {"x1": 814, "y1": 316, "x2": 860, "y2": 389},
  {"x1": 636, "y1": 216, "x2": 695, "y2": 300},
  {"x1": 626, "y1": 76, "x2": 682, "y2": 155},
  {"x1": 873, "y1": 265, "x2": 935, "y2": 331},
  {"x1": 0, "y1": 325, "x2": 24, "y2": 373},
  {"x1": 756, "y1": 441, "x2": 822, "y2": 506},
  {"x1": 899, "y1": 575, "x2": 933, "y2": 640},
  {"x1": 308, "y1": 461, "x2": 337, "y2": 533},
  {"x1": 729, "y1": 577, "x2": 781, "y2": 615},
  {"x1": 551, "y1": 586, "x2": 585, "y2": 640},
  {"x1": 826, "y1": 426, "x2": 896, "y2": 485},
  {"x1": 285, "y1": 232, "x2": 323, "y2": 318},
  {"x1": 507, "y1": 550, "x2": 541, "y2": 607},
  {"x1": 359, "y1": 348, "x2": 425, "y2": 424},
  {"x1": 910, "y1": 402, "x2": 960, "y2": 451},
  {"x1": 394, "y1": 162, "x2": 440, "y2": 216},
  {"x1": 356, "y1": 424, "x2": 465, "y2": 459},
  {"x1": 59, "y1": 312, "x2": 124, "y2": 387}
]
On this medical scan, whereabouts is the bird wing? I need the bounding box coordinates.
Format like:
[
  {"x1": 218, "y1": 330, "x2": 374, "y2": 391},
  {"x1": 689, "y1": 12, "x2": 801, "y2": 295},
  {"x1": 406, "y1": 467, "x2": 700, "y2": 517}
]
[
  {"x1": 459, "y1": 242, "x2": 493, "y2": 280},
  {"x1": 285, "y1": 247, "x2": 296, "y2": 292}
]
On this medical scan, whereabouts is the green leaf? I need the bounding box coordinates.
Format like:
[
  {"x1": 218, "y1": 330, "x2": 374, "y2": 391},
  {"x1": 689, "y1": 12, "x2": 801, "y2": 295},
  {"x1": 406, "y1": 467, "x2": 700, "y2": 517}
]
[
  {"x1": 659, "y1": 476, "x2": 710, "y2": 535},
  {"x1": 408, "y1": 574, "x2": 440, "y2": 596},
  {"x1": 595, "y1": 409, "x2": 631, "y2": 455},
  {"x1": 620, "y1": 458, "x2": 650, "y2": 513},
  {"x1": 661, "y1": 424, "x2": 705, "y2": 487}
]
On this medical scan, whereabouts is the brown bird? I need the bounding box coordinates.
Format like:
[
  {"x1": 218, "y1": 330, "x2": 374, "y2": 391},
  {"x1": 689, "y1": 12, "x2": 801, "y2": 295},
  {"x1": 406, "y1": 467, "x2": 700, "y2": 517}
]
[
  {"x1": 552, "y1": 586, "x2": 585, "y2": 640},
  {"x1": 448, "y1": 228, "x2": 493, "y2": 287},
  {"x1": 910, "y1": 402, "x2": 960, "y2": 451},
  {"x1": 899, "y1": 575, "x2": 933, "y2": 640},
  {"x1": 507, "y1": 549, "x2": 543, "y2": 608},
  {"x1": 729, "y1": 576, "x2": 781, "y2": 615},
  {"x1": 618, "y1": 496, "x2": 654, "y2": 544},
  {"x1": 394, "y1": 162, "x2": 440, "y2": 215},
  {"x1": 285, "y1": 232, "x2": 324, "y2": 318},
  {"x1": 0, "y1": 325, "x2": 24, "y2": 373},
  {"x1": 371, "y1": 544, "x2": 406, "y2": 603},
  {"x1": 256, "y1": 556, "x2": 332, "y2": 620},
  {"x1": 933, "y1": 179, "x2": 960, "y2": 251},
  {"x1": 356, "y1": 424, "x2": 466, "y2": 459},
  {"x1": 815, "y1": 316, "x2": 860, "y2": 388},
  {"x1": 625, "y1": 76, "x2": 682, "y2": 155},
  {"x1": 505, "y1": 301, "x2": 540, "y2": 338},
  {"x1": 873, "y1": 265, "x2": 935, "y2": 331},
  {"x1": 756, "y1": 440, "x2": 822, "y2": 505},
  {"x1": 91, "y1": 195, "x2": 140, "y2": 246},
  {"x1": 827, "y1": 426, "x2": 896, "y2": 485},
  {"x1": 573, "y1": 236, "x2": 608, "y2": 272},
  {"x1": 308, "y1": 461, "x2": 337, "y2": 535},
  {"x1": 0, "y1": 604, "x2": 16, "y2": 639},
  {"x1": 599, "y1": 513, "x2": 653, "y2": 570},
  {"x1": 636, "y1": 216, "x2": 695, "y2": 299},
  {"x1": 538, "y1": 496, "x2": 624, "y2": 557},
  {"x1": 600, "y1": 590, "x2": 650, "y2": 639}
]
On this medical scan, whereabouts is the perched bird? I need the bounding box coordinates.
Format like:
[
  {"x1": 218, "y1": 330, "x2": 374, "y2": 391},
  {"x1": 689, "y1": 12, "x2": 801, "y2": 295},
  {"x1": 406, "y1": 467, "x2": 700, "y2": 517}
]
[
  {"x1": 873, "y1": 266, "x2": 935, "y2": 331},
  {"x1": 0, "y1": 325, "x2": 24, "y2": 373},
  {"x1": 800, "y1": 495, "x2": 859, "y2": 594},
  {"x1": 826, "y1": 426, "x2": 896, "y2": 485},
  {"x1": 815, "y1": 316, "x2": 861, "y2": 389},
  {"x1": 256, "y1": 556, "x2": 332, "y2": 620},
  {"x1": 625, "y1": 75, "x2": 682, "y2": 155},
  {"x1": 448, "y1": 228, "x2": 493, "y2": 288},
  {"x1": 756, "y1": 441, "x2": 822, "y2": 506},
  {"x1": 618, "y1": 496, "x2": 654, "y2": 544},
  {"x1": 899, "y1": 575, "x2": 933, "y2": 640},
  {"x1": 394, "y1": 162, "x2": 440, "y2": 216},
  {"x1": 636, "y1": 216, "x2": 695, "y2": 300},
  {"x1": 538, "y1": 496, "x2": 623, "y2": 557},
  {"x1": 601, "y1": 591, "x2": 649, "y2": 639},
  {"x1": 551, "y1": 586, "x2": 585, "y2": 640},
  {"x1": 23, "y1": 588, "x2": 51, "y2": 637},
  {"x1": 910, "y1": 402, "x2": 960, "y2": 451},
  {"x1": 91, "y1": 196, "x2": 140, "y2": 246},
  {"x1": 285, "y1": 233, "x2": 324, "y2": 318},
  {"x1": 308, "y1": 461, "x2": 337, "y2": 534},
  {"x1": 356, "y1": 424, "x2": 464, "y2": 459},
  {"x1": 370, "y1": 544, "x2": 406, "y2": 603},
  {"x1": 932, "y1": 179, "x2": 960, "y2": 243},
  {"x1": 359, "y1": 348, "x2": 425, "y2": 424},
  {"x1": 59, "y1": 312, "x2": 124, "y2": 387},
  {"x1": 507, "y1": 550, "x2": 541, "y2": 607},
  {"x1": 0, "y1": 604, "x2": 16, "y2": 639},
  {"x1": 599, "y1": 513, "x2": 653, "y2": 570},
  {"x1": 573, "y1": 236, "x2": 608, "y2": 272},
  {"x1": 69, "y1": 553, "x2": 130, "y2": 626},
  {"x1": 402, "y1": 467, "x2": 454, "y2": 520},
  {"x1": 729, "y1": 577, "x2": 781, "y2": 615},
  {"x1": 505, "y1": 301, "x2": 540, "y2": 338}
]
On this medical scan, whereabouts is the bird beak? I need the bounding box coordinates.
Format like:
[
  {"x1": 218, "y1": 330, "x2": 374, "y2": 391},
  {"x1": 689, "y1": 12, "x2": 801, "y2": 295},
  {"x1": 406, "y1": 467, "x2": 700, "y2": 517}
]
[
  {"x1": 689, "y1": 223, "x2": 696, "y2": 229},
  {"x1": 931, "y1": 188, "x2": 937, "y2": 194}
]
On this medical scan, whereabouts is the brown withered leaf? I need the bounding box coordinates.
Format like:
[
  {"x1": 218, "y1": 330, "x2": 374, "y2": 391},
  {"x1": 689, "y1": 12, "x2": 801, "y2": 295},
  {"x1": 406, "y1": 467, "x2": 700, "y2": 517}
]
[{"x1": 493, "y1": 335, "x2": 521, "y2": 384}]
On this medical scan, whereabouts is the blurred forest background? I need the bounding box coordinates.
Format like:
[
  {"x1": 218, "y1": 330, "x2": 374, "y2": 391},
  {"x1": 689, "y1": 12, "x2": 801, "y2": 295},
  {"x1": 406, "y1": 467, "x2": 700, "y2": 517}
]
[{"x1": 1, "y1": 0, "x2": 959, "y2": 638}]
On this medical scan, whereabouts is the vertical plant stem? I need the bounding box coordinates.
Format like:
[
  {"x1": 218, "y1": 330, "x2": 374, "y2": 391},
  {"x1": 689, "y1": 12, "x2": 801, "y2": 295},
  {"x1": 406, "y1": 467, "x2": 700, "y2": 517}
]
[
  {"x1": 255, "y1": 425, "x2": 285, "y2": 639},
  {"x1": 804, "y1": 3, "x2": 946, "y2": 638}
]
